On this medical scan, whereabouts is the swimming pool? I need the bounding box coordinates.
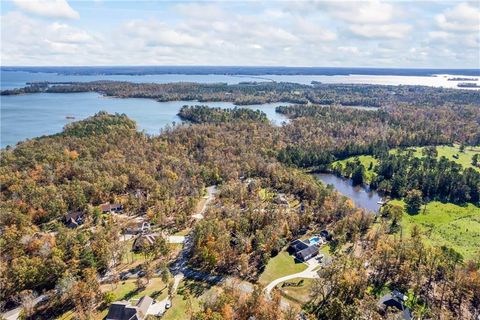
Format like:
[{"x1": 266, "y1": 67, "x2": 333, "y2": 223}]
[{"x1": 309, "y1": 236, "x2": 321, "y2": 245}]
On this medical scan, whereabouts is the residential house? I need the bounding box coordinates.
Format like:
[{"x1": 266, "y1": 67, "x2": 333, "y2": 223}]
[
  {"x1": 126, "y1": 219, "x2": 151, "y2": 235},
  {"x1": 65, "y1": 211, "x2": 85, "y2": 228},
  {"x1": 132, "y1": 233, "x2": 160, "y2": 252},
  {"x1": 378, "y1": 290, "x2": 412, "y2": 320},
  {"x1": 106, "y1": 295, "x2": 153, "y2": 320},
  {"x1": 288, "y1": 239, "x2": 319, "y2": 262},
  {"x1": 101, "y1": 203, "x2": 124, "y2": 214}
]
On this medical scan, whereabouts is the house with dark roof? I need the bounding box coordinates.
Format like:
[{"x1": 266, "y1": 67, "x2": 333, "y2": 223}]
[
  {"x1": 106, "y1": 296, "x2": 153, "y2": 320},
  {"x1": 101, "y1": 203, "x2": 124, "y2": 214},
  {"x1": 378, "y1": 290, "x2": 412, "y2": 320},
  {"x1": 288, "y1": 239, "x2": 319, "y2": 262},
  {"x1": 132, "y1": 233, "x2": 161, "y2": 252},
  {"x1": 65, "y1": 211, "x2": 85, "y2": 228}
]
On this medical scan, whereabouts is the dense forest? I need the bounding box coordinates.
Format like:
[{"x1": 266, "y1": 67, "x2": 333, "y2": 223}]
[
  {"x1": 178, "y1": 105, "x2": 268, "y2": 123},
  {"x1": 1, "y1": 81, "x2": 479, "y2": 319}
]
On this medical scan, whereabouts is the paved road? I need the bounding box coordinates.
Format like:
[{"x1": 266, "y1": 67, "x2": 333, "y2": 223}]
[
  {"x1": 156, "y1": 186, "x2": 219, "y2": 316},
  {"x1": 264, "y1": 258, "x2": 320, "y2": 298},
  {"x1": 1, "y1": 295, "x2": 47, "y2": 320}
]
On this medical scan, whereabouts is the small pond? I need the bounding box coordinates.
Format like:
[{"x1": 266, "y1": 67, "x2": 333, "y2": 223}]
[{"x1": 315, "y1": 173, "x2": 384, "y2": 213}]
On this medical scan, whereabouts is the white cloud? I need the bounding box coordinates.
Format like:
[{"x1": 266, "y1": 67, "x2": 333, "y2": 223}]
[
  {"x1": 435, "y1": 2, "x2": 480, "y2": 33},
  {"x1": 325, "y1": 0, "x2": 396, "y2": 24},
  {"x1": 12, "y1": 0, "x2": 79, "y2": 20},
  {"x1": 0, "y1": 1, "x2": 478, "y2": 68},
  {"x1": 293, "y1": 18, "x2": 337, "y2": 41},
  {"x1": 1, "y1": 12, "x2": 99, "y2": 64},
  {"x1": 123, "y1": 20, "x2": 203, "y2": 47},
  {"x1": 349, "y1": 23, "x2": 412, "y2": 39}
]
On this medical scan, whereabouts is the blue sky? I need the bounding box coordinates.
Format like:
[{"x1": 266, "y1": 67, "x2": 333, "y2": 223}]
[{"x1": 1, "y1": 0, "x2": 479, "y2": 68}]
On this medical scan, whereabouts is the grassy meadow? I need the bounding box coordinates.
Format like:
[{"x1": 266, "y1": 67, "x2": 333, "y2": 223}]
[{"x1": 390, "y1": 200, "x2": 480, "y2": 260}]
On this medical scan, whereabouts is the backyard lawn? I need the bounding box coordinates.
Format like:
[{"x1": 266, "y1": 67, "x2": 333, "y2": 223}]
[
  {"x1": 391, "y1": 200, "x2": 480, "y2": 260},
  {"x1": 258, "y1": 251, "x2": 307, "y2": 286},
  {"x1": 162, "y1": 280, "x2": 215, "y2": 320},
  {"x1": 101, "y1": 276, "x2": 169, "y2": 302}
]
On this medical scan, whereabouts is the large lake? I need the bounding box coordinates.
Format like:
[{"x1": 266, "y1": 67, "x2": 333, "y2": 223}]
[
  {"x1": 1, "y1": 70, "x2": 478, "y2": 148},
  {"x1": 315, "y1": 173, "x2": 383, "y2": 213},
  {"x1": 0, "y1": 92, "x2": 290, "y2": 148},
  {"x1": 1, "y1": 71, "x2": 478, "y2": 90}
]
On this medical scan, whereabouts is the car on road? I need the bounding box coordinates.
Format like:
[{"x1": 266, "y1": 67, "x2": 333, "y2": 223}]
[{"x1": 165, "y1": 301, "x2": 171, "y2": 309}]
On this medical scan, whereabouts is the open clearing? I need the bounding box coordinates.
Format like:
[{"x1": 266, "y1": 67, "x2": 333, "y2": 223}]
[
  {"x1": 334, "y1": 145, "x2": 480, "y2": 180},
  {"x1": 391, "y1": 200, "x2": 480, "y2": 260},
  {"x1": 392, "y1": 145, "x2": 480, "y2": 171},
  {"x1": 331, "y1": 155, "x2": 378, "y2": 182}
]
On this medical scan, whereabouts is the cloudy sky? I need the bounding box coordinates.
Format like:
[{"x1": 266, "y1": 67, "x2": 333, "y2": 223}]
[{"x1": 1, "y1": 0, "x2": 479, "y2": 68}]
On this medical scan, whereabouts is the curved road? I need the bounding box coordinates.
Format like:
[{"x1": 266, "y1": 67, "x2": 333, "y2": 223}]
[
  {"x1": 264, "y1": 258, "x2": 320, "y2": 298},
  {"x1": 153, "y1": 186, "x2": 218, "y2": 316}
]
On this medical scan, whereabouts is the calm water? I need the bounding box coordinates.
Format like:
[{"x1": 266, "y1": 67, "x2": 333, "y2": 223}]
[
  {"x1": 0, "y1": 71, "x2": 264, "y2": 90},
  {"x1": 2, "y1": 71, "x2": 478, "y2": 90},
  {"x1": 2, "y1": 70, "x2": 478, "y2": 148},
  {"x1": 315, "y1": 173, "x2": 383, "y2": 213},
  {"x1": 0, "y1": 92, "x2": 289, "y2": 148}
]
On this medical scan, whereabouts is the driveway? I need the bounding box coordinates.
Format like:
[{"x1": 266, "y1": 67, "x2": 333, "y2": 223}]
[
  {"x1": 168, "y1": 235, "x2": 185, "y2": 243},
  {"x1": 264, "y1": 258, "x2": 320, "y2": 298},
  {"x1": 147, "y1": 298, "x2": 172, "y2": 316},
  {"x1": 192, "y1": 186, "x2": 217, "y2": 220},
  {"x1": 1, "y1": 295, "x2": 47, "y2": 320}
]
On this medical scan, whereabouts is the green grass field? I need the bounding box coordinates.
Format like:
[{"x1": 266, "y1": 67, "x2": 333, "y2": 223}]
[
  {"x1": 162, "y1": 280, "x2": 214, "y2": 320},
  {"x1": 258, "y1": 251, "x2": 307, "y2": 286},
  {"x1": 332, "y1": 155, "x2": 378, "y2": 182},
  {"x1": 390, "y1": 200, "x2": 480, "y2": 260},
  {"x1": 278, "y1": 278, "x2": 315, "y2": 304},
  {"x1": 392, "y1": 145, "x2": 480, "y2": 171},
  {"x1": 333, "y1": 145, "x2": 479, "y2": 182},
  {"x1": 101, "y1": 276, "x2": 169, "y2": 302}
]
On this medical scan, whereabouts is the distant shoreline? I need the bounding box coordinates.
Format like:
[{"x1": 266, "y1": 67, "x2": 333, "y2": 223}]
[{"x1": 2, "y1": 66, "x2": 480, "y2": 77}]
